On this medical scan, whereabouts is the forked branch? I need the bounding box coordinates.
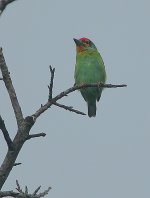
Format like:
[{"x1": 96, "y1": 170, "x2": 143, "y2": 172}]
[{"x1": 32, "y1": 66, "x2": 127, "y2": 119}]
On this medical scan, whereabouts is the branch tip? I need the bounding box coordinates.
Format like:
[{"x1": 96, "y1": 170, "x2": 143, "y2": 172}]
[
  {"x1": 33, "y1": 186, "x2": 41, "y2": 195},
  {"x1": 26, "y1": 133, "x2": 46, "y2": 140},
  {"x1": 48, "y1": 65, "x2": 55, "y2": 100},
  {"x1": 13, "y1": 162, "x2": 22, "y2": 167},
  {"x1": 25, "y1": 186, "x2": 28, "y2": 195},
  {"x1": 53, "y1": 102, "x2": 86, "y2": 115}
]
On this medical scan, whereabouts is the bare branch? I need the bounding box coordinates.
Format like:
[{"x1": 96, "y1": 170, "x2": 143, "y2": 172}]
[
  {"x1": 26, "y1": 133, "x2": 46, "y2": 140},
  {"x1": 32, "y1": 82, "x2": 127, "y2": 120},
  {"x1": 48, "y1": 66, "x2": 55, "y2": 100},
  {"x1": 53, "y1": 101, "x2": 86, "y2": 115},
  {"x1": 0, "y1": 77, "x2": 3, "y2": 80},
  {"x1": 0, "y1": 115, "x2": 13, "y2": 150},
  {"x1": 0, "y1": 0, "x2": 18, "y2": 15},
  {"x1": 0, "y1": 48, "x2": 24, "y2": 128}
]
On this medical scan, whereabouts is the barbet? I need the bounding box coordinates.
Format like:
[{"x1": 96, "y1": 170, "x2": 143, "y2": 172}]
[{"x1": 74, "y1": 37, "x2": 106, "y2": 117}]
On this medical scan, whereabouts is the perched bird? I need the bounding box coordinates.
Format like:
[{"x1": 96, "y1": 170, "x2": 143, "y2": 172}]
[{"x1": 74, "y1": 37, "x2": 106, "y2": 117}]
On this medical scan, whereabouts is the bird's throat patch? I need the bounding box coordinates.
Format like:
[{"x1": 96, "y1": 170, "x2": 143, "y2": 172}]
[{"x1": 76, "y1": 45, "x2": 85, "y2": 53}]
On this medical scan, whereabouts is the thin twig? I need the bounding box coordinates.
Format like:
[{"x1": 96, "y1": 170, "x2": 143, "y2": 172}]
[
  {"x1": 16, "y1": 180, "x2": 23, "y2": 194},
  {"x1": 0, "y1": 48, "x2": 24, "y2": 128},
  {"x1": 13, "y1": 162, "x2": 22, "y2": 167},
  {"x1": 25, "y1": 186, "x2": 28, "y2": 195},
  {"x1": 37, "y1": 187, "x2": 51, "y2": 198},
  {"x1": 0, "y1": 115, "x2": 13, "y2": 150},
  {"x1": 53, "y1": 101, "x2": 86, "y2": 115},
  {"x1": 33, "y1": 186, "x2": 41, "y2": 195},
  {"x1": 48, "y1": 65, "x2": 55, "y2": 100},
  {"x1": 26, "y1": 133, "x2": 46, "y2": 140}
]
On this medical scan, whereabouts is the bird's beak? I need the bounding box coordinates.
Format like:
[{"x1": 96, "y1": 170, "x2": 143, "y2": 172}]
[{"x1": 73, "y1": 38, "x2": 82, "y2": 46}]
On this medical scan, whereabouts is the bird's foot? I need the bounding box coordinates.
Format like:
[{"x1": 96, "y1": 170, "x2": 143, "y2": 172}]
[
  {"x1": 79, "y1": 82, "x2": 87, "y2": 88},
  {"x1": 97, "y1": 81, "x2": 104, "y2": 87},
  {"x1": 80, "y1": 82, "x2": 86, "y2": 86},
  {"x1": 74, "y1": 82, "x2": 86, "y2": 87}
]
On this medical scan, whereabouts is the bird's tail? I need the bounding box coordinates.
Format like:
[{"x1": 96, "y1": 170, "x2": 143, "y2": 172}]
[{"x1": 88, "y1": 102, "x2": 96, "y2": 117}]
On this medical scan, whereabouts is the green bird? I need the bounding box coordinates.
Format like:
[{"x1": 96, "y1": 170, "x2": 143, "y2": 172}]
[{"x1": 74, "y1": 37, "x2": 106, "y2": 117}]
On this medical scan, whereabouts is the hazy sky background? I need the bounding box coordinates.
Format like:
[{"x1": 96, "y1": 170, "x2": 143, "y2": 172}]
[{"x1": 0, "y1": 0, "x2": 150, "y2": 197}]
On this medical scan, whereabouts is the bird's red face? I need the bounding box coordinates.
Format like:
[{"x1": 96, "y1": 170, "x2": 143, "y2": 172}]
[{"x1": 73, "y1": 37, "x2": 96, "y2": 53}]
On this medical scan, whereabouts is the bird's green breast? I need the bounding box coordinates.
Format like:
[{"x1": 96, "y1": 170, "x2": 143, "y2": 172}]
[{"x1": 74, "y1": 50, "x2": 106, "y2": 85}]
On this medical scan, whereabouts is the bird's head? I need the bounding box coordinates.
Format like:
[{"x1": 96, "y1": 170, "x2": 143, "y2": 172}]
[{"x1": 73, "y1": 37, "x2": 97, "y2": 53}]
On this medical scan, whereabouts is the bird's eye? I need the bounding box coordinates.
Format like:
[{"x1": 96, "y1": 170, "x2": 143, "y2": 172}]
[{"x1": 83, "y1": 40, "x2": 90, "y2": 46}]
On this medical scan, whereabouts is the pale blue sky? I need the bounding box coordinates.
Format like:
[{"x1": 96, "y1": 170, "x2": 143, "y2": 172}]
[{"x1": 0, "y1": 0, "x2": 150, "y2": 197}]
